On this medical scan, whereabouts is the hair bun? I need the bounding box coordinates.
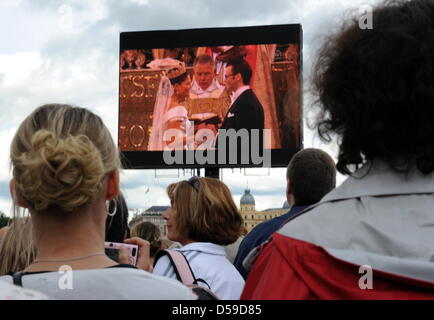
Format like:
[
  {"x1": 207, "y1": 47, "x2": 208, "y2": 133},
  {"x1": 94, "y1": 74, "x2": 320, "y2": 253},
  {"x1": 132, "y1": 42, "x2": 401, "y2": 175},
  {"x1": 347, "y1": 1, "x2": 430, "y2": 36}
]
[{"x1": 15, "y1": 129, "x2": 105, "y2": 212}]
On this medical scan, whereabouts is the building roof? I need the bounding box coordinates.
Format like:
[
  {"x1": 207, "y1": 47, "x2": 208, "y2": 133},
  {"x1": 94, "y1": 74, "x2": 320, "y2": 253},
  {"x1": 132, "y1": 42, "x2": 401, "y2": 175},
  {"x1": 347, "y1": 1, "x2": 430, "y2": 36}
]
[
  {"x1": 283, "y1": 200, "x2": 290, "y2": 209},
  {"x1": 262, "y1": 208, "x2": 286, "y2": 212},
  {"x1": 240, "y1": 189, "x2": 255, "y2": 206},
  {"x1": 145, "y1": 206, "x2": 169, "y2": 213}
]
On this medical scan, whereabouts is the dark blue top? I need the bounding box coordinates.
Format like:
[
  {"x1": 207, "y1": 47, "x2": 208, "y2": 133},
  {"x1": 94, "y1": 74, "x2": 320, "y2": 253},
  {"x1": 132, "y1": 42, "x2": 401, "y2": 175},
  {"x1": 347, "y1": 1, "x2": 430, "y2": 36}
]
[{"x1": 234, "y1": 204, "x2": 311, "y2": 279}]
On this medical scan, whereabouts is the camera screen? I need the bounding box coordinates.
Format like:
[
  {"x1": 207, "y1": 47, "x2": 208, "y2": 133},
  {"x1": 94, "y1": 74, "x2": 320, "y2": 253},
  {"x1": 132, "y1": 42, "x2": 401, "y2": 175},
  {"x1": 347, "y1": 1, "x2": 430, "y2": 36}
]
[
  {"x1": 105, "y1": 246, "x2": 137, "y2": 263},
  {"x1": 105, "y1": 248, "x2": 120, "y2": 262}
]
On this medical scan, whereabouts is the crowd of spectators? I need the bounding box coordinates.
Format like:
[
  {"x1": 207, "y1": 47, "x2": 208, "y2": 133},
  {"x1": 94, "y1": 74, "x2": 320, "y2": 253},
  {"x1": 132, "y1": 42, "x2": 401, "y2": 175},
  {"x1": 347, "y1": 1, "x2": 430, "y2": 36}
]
[{"x1": 1, "y1": 0, "x2": 434, "y2": 300}]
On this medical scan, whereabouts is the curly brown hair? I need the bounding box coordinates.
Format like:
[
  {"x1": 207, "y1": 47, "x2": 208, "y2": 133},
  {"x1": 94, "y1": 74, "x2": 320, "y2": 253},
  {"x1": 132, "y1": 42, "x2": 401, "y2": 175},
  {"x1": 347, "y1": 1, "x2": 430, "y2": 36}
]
[{"x1": 312, "y1": 0, "x2": 434, "y2": 175}]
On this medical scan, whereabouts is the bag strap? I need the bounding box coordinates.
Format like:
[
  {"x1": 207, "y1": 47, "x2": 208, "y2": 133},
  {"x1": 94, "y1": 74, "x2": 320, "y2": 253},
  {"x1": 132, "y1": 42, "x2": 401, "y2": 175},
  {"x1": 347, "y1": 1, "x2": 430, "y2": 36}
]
[
  {"x1": 12, "y1": 272, "x2": 24, "y2": 287},
  {"x1": 195, "y1": 278, "x2": 212, "y2": 290},
  {"x1": 154, "y1": 249, "x2": 196, "y2": 285}
]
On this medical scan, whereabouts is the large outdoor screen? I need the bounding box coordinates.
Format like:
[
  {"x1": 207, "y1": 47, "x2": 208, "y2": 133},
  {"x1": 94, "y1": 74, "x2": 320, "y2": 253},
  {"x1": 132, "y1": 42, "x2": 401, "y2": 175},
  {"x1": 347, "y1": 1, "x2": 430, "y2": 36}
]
[{"x1": 119, "y1": 24, "x2": 303, "y2": 169}]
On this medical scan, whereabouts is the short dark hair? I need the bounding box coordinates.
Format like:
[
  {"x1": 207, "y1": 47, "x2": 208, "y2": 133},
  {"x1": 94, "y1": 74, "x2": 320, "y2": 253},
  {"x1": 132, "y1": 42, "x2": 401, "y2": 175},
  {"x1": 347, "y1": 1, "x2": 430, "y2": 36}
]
[
  {"x1": 312, "y1": 0, "x2": 434, "y2": 175},
  {"x1": 227, "y1": 59, "x2": 252, "y2": 85},
  {"x1": 286, "y1": 148, "x2": 336, "y2": 205},
  {"x1": 194, "y1": 54, "x2": 214, "y2": 66},
  {"x1": 105, "y1": 193, "x2": 130, "y2": 243}
]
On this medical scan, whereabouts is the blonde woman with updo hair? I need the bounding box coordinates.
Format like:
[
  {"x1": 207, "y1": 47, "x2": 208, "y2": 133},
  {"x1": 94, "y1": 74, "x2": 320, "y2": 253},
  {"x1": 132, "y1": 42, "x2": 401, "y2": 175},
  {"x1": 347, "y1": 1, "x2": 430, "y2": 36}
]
[
  {"x1": 152, "y1": 177, "x2": 245, "y2": 299},
  {"x1": 0, "y1": 104, "x2": 195, "y2": 300}
]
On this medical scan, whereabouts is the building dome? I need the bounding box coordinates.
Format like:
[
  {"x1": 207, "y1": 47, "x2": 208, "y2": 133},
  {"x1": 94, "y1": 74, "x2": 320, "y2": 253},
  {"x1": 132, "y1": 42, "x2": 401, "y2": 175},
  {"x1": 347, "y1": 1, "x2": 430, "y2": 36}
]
[
  {"x1": 282, "y1": 200, "x2": 290, "y2": 209},
  {"x1": 240, "y1": 189, "x2": 255, "y2": 206}
]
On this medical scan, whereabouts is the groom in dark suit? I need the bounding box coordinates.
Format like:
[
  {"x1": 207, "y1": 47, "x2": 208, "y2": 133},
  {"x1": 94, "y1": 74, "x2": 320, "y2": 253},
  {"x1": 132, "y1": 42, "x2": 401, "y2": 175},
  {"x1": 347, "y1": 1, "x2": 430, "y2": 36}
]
[{"x1": 220, "y1": 59, "x2": 264, "y2": 132}]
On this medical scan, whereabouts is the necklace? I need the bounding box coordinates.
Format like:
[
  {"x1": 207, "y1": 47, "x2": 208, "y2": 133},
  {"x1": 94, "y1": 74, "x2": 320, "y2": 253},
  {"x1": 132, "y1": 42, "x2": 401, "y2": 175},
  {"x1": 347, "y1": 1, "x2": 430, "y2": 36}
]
[{"x1": 32, "y1": 252, "x2": 106, "y2": 264}]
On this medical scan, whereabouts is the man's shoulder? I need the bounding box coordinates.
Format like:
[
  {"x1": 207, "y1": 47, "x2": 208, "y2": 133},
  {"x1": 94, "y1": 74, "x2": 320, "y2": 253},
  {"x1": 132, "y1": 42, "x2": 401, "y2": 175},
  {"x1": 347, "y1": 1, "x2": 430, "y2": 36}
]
[
  {"x1": 236, "y1": 89, "x2": 263, "y2": 109},
  {"x1": 237, "y1": 88, "x2": 255, "y2": 100},
  {"x1": 251, "y1": 218, "x2": 282, "y2": 235},
  {"x1": 243, "y1": 217, "x2": 285, "y2": 247}
]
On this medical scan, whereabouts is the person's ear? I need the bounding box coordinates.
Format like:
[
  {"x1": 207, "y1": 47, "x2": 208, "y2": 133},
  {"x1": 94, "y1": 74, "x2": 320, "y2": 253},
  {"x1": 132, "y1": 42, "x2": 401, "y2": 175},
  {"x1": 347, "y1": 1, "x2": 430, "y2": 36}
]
[
  {"x1": 286, "y1": 178, "x2": 294, "y2": 206},
  {"x1": 173, "y1": 83, "x2": 180, "y2": 95},
  {"x1": 235, "y1": 73, "x2": 242, "y2": 83},
  {"x1": 106, "y1": 170, "x2": 120, "y2": 201},
  {"x1": 9, "y1": 179, "x2": 29, "y2": 209}
]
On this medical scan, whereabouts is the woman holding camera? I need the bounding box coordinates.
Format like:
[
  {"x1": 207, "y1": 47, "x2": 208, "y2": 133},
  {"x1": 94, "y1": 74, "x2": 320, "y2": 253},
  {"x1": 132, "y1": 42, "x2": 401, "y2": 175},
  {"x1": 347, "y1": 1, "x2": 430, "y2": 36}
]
[
  {"x1": 0, "y1": 104, "x2": 195, "y2": 300},
  {"x1": 152, "y1": 176, "x2": 245, "y2": 300}
]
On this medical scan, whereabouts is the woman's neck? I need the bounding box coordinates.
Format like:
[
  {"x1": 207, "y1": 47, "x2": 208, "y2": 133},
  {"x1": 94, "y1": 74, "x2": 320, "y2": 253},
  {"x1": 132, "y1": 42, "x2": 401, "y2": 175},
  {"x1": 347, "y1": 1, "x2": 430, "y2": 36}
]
[
  {"x1": 35, "y1": 226, "x2": 104, "y2": 260},
  {"x1": 179, "y1": 238, "x2": 194, "y2": 246},
  {"x1": 170, "y1": 94, "x2": 186, "y2": 108},
  {"x1": 27, "y1": 207, "x2": 115, "y2": 271}
]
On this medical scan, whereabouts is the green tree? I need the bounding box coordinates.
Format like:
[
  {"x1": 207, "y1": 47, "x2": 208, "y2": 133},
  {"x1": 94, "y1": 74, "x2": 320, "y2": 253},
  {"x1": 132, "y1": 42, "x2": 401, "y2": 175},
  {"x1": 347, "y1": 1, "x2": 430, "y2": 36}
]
[{"x1": 0, "y1": 211, "x2": 12, "y2": 228}]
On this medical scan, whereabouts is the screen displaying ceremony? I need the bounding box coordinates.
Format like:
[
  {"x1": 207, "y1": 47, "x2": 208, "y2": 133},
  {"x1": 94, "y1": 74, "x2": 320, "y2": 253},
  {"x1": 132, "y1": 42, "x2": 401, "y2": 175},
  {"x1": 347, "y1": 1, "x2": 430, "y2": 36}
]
[
  {"x1": 118, "y1": 25, "x2": 302, "y2": 168},
  {"x1": 119, "y1": 42, "x2": 301, "y2": 153}
]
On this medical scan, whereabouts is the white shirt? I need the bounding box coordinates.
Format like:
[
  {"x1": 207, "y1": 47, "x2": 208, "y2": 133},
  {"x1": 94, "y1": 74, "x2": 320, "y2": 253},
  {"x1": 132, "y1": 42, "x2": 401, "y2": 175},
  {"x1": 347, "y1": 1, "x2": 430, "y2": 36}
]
[
  {"x1": 164, "y1": 106, "x2": 194, "y2": 150},
  {"x1": 189, "y1": 79, "x2": 224, "y2": 98},
  {"x1": 153, "y1": 242, "x2": 245, "y2": 300},
  {"x1": 0, "y1": 280, "x2": 48, "y2": 300},
  {"x1": 0, "y1": 266, "x2": 196, "y2": 300},
  {"x1": 230, "y1": 85, "x2": 250, "y2": 106}
]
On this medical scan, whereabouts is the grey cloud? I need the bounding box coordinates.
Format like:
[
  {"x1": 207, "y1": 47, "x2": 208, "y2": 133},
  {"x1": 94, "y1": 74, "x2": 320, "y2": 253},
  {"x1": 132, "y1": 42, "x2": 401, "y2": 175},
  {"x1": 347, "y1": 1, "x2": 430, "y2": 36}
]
[
  {"x1": 103, "y1": 0, "x2": 297, "y2": 30},
  {"x1": 16, "y1": 0, "x2": 358, "y2": 93},
  {"x1": 0, "y1": 179, "x2": 11, "y2": 202},
  {"x1": 24, "y1": 0, "x2": 303, "y2": 60},
  {"x1": 21, "y1": 0, "x2": 72, "y2": 9},
  {"x1": 1, "y1": 0, "x2": 373, "y2": 212},
  {"x1": 19, "y1": 0, "x2": 384, "y2": 64},
  {"x1": 120, "y1": 170, "x2": 156, "y2": 191},
  {"x1": 230, "y1": 184, "x2": 285, "y2": 198},
  {"x1": 120, "y1": 169, "x2": 188, "y2": 190}
]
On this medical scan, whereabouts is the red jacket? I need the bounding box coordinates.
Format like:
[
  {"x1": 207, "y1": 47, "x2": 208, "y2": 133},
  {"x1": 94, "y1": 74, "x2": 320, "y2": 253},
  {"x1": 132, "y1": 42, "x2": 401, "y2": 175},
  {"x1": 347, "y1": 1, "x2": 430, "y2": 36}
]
[{"x1": 241, "y1": 233, "x2": 434, "y2": 300}]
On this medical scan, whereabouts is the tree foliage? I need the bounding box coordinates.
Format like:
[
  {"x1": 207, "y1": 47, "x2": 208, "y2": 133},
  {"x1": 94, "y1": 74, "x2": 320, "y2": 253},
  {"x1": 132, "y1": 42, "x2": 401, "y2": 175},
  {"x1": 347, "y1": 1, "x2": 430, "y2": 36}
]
[{"x1": 0, "y1": 211, "x2": 12, "y2": 228}]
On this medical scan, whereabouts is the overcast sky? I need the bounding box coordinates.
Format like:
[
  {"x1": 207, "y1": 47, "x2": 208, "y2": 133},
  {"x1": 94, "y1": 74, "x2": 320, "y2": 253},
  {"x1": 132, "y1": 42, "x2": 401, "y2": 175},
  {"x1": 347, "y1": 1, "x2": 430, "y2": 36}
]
[{"x1": 0, "y1": 0, "x2": 383, "y2": 216}]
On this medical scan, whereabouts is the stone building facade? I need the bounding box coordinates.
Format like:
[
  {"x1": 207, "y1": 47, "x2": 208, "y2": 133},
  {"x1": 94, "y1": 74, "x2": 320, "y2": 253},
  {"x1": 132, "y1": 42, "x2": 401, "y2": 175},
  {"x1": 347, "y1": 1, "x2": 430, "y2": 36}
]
[
  {"x1": 239, "y1": 189, "x2": 289, "y2": 233},
  {"x1": 129, "y1": 206, "x2": 168, "y2": 237}
]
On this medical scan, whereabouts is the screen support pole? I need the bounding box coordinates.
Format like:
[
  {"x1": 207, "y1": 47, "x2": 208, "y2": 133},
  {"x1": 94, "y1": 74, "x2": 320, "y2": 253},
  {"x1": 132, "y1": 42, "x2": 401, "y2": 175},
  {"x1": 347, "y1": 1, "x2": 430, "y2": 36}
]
[{"x1": 204, "y1": 167, "x2": 219, "y2": 179}]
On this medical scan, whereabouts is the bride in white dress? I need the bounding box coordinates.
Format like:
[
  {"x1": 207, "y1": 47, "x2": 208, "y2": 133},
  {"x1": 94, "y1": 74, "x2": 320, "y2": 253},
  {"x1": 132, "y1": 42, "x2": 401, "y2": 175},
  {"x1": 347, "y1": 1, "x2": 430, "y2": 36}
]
[{"x1": 148, "y1": 61, "x2": 193, "y2": 151}]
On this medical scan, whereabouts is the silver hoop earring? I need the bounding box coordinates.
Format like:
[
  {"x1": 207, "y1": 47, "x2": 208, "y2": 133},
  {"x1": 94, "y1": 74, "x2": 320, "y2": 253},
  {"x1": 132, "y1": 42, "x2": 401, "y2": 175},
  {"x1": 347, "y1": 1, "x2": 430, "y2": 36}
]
[{"x1": 106, "y1": 199, "x2": 117, "y2": 217}]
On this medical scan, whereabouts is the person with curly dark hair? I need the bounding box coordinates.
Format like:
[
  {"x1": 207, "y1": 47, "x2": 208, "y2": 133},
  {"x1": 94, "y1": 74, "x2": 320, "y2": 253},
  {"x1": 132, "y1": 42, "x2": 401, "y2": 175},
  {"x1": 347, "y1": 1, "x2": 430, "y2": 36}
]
[{"x1": 242, "y1": 0, "x2": 434, "y2": 299}]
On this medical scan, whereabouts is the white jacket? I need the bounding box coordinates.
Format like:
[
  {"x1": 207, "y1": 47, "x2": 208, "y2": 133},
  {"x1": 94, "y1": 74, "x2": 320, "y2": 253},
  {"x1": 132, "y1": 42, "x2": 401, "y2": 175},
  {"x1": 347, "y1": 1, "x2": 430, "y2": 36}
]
[{"x1": 153, "y1": 242, "x2": 245, "y2": 300}]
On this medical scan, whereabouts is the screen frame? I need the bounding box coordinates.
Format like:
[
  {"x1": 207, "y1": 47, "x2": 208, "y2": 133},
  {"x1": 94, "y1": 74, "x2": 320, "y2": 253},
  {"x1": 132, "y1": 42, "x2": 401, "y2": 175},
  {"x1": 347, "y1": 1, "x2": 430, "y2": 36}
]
[{"x1": 119, "y1": 24, "x2": 303, "y2": 170}]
